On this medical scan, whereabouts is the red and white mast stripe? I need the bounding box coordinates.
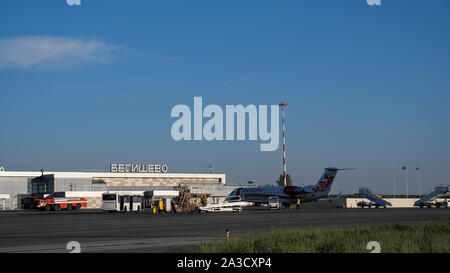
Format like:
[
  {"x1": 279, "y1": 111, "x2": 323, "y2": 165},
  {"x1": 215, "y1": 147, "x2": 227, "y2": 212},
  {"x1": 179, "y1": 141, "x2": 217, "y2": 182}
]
[{"x1": 279, "y1": 102, "x2": 288, "y2": 186}]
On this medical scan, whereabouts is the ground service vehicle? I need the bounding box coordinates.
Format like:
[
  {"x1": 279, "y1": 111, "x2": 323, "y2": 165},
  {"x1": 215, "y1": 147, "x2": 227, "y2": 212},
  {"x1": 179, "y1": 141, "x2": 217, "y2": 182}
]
[
  {"x1": 414, "y1": 185, "x2": 450, "y2": 208},
  {"x1": 268, "y1": 196, "x2": 280, "y2": 210},
  {"x1": 33, "y1": 196, "x2": 87, "y2": 211},
  {"x1": 102, "y1": 193, "x2": 143, "y2": 212}
]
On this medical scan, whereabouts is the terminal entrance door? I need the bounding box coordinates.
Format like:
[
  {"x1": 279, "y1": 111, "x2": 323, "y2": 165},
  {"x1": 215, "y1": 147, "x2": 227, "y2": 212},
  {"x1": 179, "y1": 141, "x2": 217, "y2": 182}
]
[{"x1": 119, "y1": 196, "x2": 124, "y2": 211}]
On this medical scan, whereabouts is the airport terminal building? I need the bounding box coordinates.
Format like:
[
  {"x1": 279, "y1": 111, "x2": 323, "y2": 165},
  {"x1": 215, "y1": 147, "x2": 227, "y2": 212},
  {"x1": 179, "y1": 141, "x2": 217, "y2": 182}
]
[{"x1": 0, "y1": 164, "x2": 228, "y2": 210}]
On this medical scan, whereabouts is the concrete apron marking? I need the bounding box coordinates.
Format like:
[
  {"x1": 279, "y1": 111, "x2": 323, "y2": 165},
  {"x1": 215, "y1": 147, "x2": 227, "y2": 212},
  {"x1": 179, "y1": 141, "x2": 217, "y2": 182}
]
[{"x1": 0, "y1": 236, "x2": 211, "y2": 253}]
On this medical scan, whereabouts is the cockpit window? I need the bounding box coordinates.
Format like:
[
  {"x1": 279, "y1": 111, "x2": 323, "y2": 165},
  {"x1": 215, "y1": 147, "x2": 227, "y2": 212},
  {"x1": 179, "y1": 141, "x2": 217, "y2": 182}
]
[
  {"x1": 232, "y1": 188, "x2": 243, "y2": 196},
  {"x1": 226, "y1": 188, "x2": 243, "y2": 201}
]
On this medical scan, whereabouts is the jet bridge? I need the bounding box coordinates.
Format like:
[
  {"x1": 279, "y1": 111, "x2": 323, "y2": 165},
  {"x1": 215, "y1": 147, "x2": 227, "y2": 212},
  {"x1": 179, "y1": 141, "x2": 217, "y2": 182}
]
[
  {"x1": 358, "y1": 188, "x2": 392, "y2": 208},
  {"x1": 414, "y1": 185, "x2": 450, "y2": 208}
]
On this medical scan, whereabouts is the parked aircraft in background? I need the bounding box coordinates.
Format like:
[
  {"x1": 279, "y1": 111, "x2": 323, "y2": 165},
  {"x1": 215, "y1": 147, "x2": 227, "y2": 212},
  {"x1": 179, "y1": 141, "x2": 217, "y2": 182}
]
[{"x1": 226, "y1": 168, "x2": 354, "y2": 207}]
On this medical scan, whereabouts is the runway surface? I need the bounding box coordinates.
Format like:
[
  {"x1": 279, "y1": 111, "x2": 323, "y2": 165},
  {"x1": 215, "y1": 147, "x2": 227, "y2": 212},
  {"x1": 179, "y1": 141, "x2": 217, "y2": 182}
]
[{"x1": 0, "y1": 208, "x2": 448, "y2": 253}]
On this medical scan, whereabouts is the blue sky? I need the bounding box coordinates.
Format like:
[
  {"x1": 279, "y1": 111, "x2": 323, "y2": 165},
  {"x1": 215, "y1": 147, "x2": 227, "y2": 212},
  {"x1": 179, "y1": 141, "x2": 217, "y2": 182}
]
[{"x1": 0, "y1": 0, "x2": 449, "y2": 194}]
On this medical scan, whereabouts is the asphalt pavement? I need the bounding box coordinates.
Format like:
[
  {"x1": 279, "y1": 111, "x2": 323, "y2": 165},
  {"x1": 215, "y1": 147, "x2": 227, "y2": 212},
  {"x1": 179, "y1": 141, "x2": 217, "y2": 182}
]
[{"x1": 0, "y1": 208, "x2": 448, "y2": 253}]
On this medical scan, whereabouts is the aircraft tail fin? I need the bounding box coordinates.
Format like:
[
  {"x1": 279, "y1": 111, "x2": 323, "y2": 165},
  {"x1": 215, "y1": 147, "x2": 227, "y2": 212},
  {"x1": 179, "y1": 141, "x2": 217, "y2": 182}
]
[{"x1": 312, "y1": 168, "x2": 354, "y2": 193}]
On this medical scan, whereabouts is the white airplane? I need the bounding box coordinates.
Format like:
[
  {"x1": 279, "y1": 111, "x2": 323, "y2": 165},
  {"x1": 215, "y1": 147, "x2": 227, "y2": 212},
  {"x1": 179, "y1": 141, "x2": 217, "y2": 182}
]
[
  {"x1": 198, "y1": 200, "x2": 254, "y2": 213},
  {"x1": 226, "y1": 167, "x2": 353, "y2": 207}
]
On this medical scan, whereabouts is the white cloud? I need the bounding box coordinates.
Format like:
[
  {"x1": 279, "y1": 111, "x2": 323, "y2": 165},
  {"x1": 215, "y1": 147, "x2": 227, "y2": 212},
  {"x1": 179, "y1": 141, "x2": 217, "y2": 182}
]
[{"x1": 0, "y1": 36, "x2": 119, "y2": 69}]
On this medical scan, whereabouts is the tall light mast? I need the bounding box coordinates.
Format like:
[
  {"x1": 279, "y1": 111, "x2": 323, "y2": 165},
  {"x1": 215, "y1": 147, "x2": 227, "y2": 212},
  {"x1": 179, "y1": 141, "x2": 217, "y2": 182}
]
[{"x1": 279, "y1": 102, "x2": 288, "y2": 186}]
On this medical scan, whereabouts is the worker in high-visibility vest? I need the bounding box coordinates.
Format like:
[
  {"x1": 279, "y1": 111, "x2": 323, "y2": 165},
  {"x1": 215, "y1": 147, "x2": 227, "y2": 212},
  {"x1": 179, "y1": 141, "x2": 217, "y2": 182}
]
[
  {"x1": 151, "y1": 202, "x2": 156, "y2": 214},
  {"x1": 159, "y1": 200, "x2": 164, "y2": 212},
  {"x1": 297, "y1": 198, "x2": 301, "y2": 209}
]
